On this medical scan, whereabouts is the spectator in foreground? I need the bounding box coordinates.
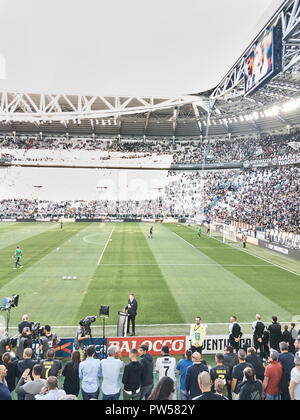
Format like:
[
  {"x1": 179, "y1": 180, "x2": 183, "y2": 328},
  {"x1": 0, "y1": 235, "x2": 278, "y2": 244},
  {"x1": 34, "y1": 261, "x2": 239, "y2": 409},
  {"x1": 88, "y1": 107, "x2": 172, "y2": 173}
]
[
  {"x1": 185, "y1": 351, "x2": 209, "y2": 400},
  {"x1": 246, "y1": 347, "x2": 265, "y2": 382},
  {"x1": 15, "y1": 364, "x2": 46, "y2": 400},
  {"x1": 0, "y1": 365, "x2": 12, "y2": 400},
  {"x1": 100, "y1": 346, "x2": 124, "y2": 400},
  {"x1": 148, "y1": 377, "x2": 175, "y2": 401},
  {"x1": 1, "y1": 352, "x2": 18, "y2": 392},
  {"x1": 210, "y1": 353, "x2": 230, "y2": 392},
  {"x1": 214, "y1": 378, "x2": 229, "y2": 400},
  {"x1": 278, "y1": 341, "x2": 295, "y2": 401},
  {"x1": 177, "y1": 349, "x2": 193, "y2": 400},
  {"x1": 223, "y1": 345, "x2": 238, "y2": 400},
  {"x1": 62, "y1": 350, "x2": 81, "y2": 397},
  {"x1": 122, "y1": 348, "x2": 143, "y2": 400},
  {"x1": 289, "y1": 351, "x2": 300, "y2": 400},
  {"x1": 231, "y1": 349, "x2": 255, "y2": 400},
  {"x1": 263, "y1": 349, "x2": 283, "y2": 401},
  {"x1": 238, "y1": 367, "x2": 262, "y2": 400},
  {"x1": 138, "y1": 344, "x2": 154, "y2": 400},
  {"x1": 35, "y1": 376, "x2": 66, "y2": 400},
  {"x1": 79, "y1": 345, "x2": 101, "y2": 401},
  {"x1": 40, "y1": 349, "x2": 62, "y2": 379},
  {"x1": 193, "y1": 371, "x2": 225, "y2": 400}
]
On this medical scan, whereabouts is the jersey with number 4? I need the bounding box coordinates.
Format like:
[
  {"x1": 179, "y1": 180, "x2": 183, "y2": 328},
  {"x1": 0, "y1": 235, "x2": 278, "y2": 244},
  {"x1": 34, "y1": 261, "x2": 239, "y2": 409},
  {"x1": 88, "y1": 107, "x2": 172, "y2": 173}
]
[{"x1": 156, "y1": 356, "x2": 177, "y2": 381}]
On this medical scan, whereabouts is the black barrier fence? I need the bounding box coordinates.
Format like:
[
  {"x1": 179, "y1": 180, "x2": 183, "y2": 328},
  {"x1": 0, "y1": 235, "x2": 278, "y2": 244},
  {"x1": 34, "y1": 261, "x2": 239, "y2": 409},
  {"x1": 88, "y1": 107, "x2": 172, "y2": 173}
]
[{"x1": 258, "y1": 238, "x2": 300, "y2": 259}]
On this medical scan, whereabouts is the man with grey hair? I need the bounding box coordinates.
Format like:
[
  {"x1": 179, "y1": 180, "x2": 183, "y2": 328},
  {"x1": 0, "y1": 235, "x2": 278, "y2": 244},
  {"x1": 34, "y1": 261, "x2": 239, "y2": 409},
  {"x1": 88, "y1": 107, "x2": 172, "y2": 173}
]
[
  {"x1": 279, "y1": 341, "x2": 295, "y2": 400},
  {"x1": 289, "y1": 351, "x2": 300, "y2": 400},
  {"x1": 263, "y1": 349, "x2": 283, "y2": 400},
  {"x1": 100, "y1": 346, "x2": 124, "y2": 400},
  {"x1": 231, "y1": 349, "x2": 255, "y2": 400},
  {"x1": 193, "y1": 371, "x2": 225, "y2": 400}
]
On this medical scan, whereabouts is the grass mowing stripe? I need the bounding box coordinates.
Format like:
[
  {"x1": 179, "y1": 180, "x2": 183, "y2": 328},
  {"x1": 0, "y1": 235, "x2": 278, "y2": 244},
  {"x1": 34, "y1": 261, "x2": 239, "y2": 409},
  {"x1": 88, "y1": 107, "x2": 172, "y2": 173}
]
[
  {"x1": 0, "y1": 223, "x2": 113, "y2": 326},
  {"x1": 0, "y1": 223, "x2": 89, "y2": 290},
  {"x1": 141, "y1": 223, "x2": 291, "y2": 323},
  {"x1": 186, "y1": 224, "x2": 300, "y2": 277},
  {"x1": 166, "y1": 224, "x2": 300, "y2": 318},
  {"x1": 76, "y1": 223, "x2": 185, "y2": 326},
  {"x1": 0, "y1": 222, "x2": 58, "y2": 251}
]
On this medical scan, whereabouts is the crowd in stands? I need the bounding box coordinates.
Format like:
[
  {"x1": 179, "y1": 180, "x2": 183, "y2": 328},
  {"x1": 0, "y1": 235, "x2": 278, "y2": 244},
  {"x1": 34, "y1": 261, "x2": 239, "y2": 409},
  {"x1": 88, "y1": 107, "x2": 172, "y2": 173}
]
[
  {"x1": 0, "y1": 164, "x2": 299, "y2": 237},
  {"x1": 0, "y1": 132, "x2": 299, "y2": 165},
  {"x1": 1, "y1": 314, "x2": 300, "y2": 401}
]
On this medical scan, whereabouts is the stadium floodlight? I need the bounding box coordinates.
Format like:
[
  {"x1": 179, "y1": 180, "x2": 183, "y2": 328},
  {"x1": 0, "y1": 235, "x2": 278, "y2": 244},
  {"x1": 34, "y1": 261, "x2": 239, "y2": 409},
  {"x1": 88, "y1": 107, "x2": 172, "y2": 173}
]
[{"x1": 1, "y1": 295, "x2": 19, "y2": 311}]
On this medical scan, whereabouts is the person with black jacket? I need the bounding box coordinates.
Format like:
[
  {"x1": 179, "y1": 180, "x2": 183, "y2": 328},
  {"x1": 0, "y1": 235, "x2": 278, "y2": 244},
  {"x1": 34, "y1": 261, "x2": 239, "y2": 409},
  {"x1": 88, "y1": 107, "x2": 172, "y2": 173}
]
[
  {"x1": 138, "y1": 344, "x2": 154, "y2": 400},
  {"x1": 122, "y1": 349, "x2": 143, "y2": 400},
  {"x1": 268, "y1": 316, "x2": 282, "y2": 352},
  {"x1": 125, "y1": 294, "x2": 138, "y2": 337},
  {"x1": 185, "y1": 352, "x2": 209, "y2": 400},
  {"x1": 238, "y1": 367, "x2": 262, "y2": 400},
  {"x1": 1, "y1": 352, "x2": 18, "y2": 393},
  {"x1": 223, "y1": 346, "x2": 239, "y2": 400},
  {"x1": 229, "y1": 316, "x2": 243, "y2": 353},
  {"x1": 252, "y1": 314, "x2": 265, "y2": 358}
]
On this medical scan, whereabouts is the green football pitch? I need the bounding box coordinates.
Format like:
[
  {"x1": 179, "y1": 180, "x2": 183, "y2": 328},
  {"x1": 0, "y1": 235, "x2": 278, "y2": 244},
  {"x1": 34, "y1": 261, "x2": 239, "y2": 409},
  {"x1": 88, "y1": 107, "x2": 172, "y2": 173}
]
[{"x1": 0, "y1": 222, "x2": 299, "y2": 333}]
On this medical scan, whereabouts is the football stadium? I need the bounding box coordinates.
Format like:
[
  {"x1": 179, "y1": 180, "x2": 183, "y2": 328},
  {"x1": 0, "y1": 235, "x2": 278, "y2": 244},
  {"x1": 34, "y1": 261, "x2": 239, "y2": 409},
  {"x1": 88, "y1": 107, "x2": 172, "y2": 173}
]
[{"x1": 0, "y1": 0, "x2": 300, "y2": 403}]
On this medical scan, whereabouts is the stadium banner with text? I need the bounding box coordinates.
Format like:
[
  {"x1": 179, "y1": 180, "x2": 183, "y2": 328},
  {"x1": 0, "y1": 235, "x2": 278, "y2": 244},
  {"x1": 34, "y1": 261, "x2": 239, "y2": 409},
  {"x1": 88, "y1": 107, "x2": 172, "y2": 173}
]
[
  {"x1": 258, "y1": 239, "x2": 300, "y2": 259},
  {"x1": 107, "y1": 336, "x2": 187, "y2": 356},
  {"x1": 200, "y1": 335, "x2": 253, "y2": 354},
  {"x1": 54, "y1": 338, "x2": 107, "y2": 359}
]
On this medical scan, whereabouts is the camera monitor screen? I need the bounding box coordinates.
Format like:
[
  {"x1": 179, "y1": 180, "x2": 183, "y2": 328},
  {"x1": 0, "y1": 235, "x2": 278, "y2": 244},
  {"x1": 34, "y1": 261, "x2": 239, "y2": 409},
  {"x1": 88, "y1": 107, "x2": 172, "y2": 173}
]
[{"x1": 244, "y1": 26, "x2": 282, "y2": 96}]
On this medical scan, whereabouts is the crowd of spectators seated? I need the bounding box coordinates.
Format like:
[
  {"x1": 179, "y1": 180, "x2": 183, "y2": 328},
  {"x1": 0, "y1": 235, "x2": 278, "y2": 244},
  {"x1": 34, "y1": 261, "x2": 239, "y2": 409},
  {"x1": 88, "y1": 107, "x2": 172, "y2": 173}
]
[{"x1": 0, "y1": 132, "x2": 299, "y2": 165}]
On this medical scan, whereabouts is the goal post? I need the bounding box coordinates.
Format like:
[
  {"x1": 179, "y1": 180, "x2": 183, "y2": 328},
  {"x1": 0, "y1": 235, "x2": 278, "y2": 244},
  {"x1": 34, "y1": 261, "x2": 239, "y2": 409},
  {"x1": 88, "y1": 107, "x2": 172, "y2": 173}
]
[{"x1": 210, "y1": 222, "x2": 238, "y2": 245}]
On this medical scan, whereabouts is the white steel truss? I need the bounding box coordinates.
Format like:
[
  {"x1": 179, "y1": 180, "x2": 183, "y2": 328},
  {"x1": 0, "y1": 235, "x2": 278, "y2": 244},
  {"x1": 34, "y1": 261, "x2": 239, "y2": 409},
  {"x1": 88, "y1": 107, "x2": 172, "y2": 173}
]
[
  {"x1": 211, "y1": 0, "x2": 300, "y2": 100},
  {"x1": 0, "y1": 92, "x2": 204, "y2": 123}
]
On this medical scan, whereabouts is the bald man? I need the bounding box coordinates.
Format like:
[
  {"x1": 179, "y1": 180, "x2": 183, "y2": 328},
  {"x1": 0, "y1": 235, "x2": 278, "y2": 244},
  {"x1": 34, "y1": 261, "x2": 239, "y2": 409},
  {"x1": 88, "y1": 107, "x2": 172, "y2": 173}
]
[{"x1": 185, "y1": 352, "x2": 209, "y2": 400}]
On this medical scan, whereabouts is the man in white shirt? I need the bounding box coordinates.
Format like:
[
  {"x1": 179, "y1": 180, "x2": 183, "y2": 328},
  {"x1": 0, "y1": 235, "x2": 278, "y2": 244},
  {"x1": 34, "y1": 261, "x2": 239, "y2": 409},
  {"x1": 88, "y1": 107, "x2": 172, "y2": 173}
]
[
  {"x1": 289, "y1": 351, "x2": 300, "y2": 400},
  {"x1": 155, "y1": 345, "x2": 177, "y2": 400},
  {"x1": 100, "y1": 346, "x2": 124, "y2": 400},
  {"x1": 35, "y1": 376, "x2": 66, "y2": 400}
]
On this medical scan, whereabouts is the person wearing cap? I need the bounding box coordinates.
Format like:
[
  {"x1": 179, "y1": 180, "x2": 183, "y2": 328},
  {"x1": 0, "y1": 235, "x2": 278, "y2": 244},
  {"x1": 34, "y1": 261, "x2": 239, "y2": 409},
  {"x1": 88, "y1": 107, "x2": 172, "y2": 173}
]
[
  {"x1": 289, "y1": 351, "x2": 300, "y2": 400},
  {"x1": 155, "y1": 345, "x2": 177, "y2": 400}
]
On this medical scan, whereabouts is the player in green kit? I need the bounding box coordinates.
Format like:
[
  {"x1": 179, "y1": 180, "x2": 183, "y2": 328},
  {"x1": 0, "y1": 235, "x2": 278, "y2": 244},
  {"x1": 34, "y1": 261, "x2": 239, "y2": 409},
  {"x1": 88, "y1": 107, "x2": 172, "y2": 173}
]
[
  {"x1": 13, "y1": 246, "x2": 23, "y2": 269},
  {"x1": 198, "y1": 227, "x2": 202, "y2": 239},
  {"x1": 60, "y1": 220, "x2": 63, "y2": 229}
]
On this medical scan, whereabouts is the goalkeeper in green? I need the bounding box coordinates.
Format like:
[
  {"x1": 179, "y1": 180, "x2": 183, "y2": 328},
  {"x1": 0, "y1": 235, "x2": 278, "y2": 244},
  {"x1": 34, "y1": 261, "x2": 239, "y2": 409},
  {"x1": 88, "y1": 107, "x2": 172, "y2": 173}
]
[{"x1": 13, "y1": 246, "x2": 23, "y2": 269}]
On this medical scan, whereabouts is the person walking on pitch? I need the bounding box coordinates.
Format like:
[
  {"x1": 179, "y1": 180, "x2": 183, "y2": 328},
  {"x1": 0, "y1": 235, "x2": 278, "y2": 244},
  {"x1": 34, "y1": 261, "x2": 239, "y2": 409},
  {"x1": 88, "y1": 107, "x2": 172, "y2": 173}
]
[
  {"x1": 198, "y1": 227, "x2": 202, "y2": 239},
  {"x1": 13, "y1": 246, "x2": 23, "y2": 269}
]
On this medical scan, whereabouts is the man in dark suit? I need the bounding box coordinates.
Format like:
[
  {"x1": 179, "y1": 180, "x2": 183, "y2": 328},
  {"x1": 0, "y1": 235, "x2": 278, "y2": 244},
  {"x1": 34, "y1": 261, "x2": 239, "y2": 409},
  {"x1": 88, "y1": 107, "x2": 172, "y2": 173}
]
[{"x1": 125, "y1": 294, "x2": 138, "y2": 337}]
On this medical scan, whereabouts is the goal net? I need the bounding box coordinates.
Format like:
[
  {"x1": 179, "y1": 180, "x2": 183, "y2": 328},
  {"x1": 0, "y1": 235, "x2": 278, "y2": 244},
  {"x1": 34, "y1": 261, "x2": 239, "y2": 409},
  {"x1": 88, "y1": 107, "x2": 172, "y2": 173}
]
[{"x1": 210, "y1": 223, "x2": 238, "y2": 245}]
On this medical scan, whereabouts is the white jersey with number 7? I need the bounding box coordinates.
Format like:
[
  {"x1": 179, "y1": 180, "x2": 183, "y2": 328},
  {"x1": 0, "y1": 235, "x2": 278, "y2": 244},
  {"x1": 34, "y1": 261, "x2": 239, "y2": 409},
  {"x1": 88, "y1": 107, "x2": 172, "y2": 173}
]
[{"x1": 155, "y1": 356, "x2": 177, "y2": 381}]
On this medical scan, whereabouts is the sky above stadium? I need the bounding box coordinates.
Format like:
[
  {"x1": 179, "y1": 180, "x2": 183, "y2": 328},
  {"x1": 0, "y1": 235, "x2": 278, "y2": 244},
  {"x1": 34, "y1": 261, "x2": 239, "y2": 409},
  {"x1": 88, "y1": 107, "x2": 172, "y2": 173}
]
[{"x1": 0, "y1": 0, "x2": 282, "y2": 97}]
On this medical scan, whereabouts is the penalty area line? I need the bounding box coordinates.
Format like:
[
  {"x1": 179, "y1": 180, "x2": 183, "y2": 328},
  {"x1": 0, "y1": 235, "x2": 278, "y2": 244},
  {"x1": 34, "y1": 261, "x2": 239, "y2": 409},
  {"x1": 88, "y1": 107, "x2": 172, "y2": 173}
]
[{"x1": 97, "y1": 226, "x2": 115, "y2": 266}]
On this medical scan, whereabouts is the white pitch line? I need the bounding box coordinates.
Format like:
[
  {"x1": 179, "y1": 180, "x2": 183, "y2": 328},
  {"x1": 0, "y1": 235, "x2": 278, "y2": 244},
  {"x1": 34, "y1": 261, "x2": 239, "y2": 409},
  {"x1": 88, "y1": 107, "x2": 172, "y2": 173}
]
[
  {"x1": 97, "y1": 227, "x2": 115, "y2": 266},
  {"x1": 101, "y1": 263, "x2": 272, "y2": 267},
  {"x1": 173, "y1": 232, "x2": 195, "y2": 248}
]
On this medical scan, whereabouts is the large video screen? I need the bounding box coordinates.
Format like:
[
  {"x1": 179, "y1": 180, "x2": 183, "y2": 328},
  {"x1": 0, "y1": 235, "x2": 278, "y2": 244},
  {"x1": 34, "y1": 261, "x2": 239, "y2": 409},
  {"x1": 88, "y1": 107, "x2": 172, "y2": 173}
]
[{"x1": 244, "y1": 27, "x2": 282, "y2": 96}]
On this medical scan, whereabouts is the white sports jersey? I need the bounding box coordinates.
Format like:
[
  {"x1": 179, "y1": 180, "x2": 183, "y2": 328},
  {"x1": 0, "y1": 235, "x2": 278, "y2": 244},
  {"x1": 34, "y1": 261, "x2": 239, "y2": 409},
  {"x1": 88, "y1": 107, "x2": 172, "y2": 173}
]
[{"x1": 155, "y1": 356, "x2": 177, "y2": 381}]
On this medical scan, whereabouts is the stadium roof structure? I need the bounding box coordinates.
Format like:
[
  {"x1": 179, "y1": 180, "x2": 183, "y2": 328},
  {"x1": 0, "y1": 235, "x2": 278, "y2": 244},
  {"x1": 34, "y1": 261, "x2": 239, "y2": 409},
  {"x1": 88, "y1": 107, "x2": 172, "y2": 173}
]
[{"x1": 0, "y1": 0, "x2": 299, "y2": 140}]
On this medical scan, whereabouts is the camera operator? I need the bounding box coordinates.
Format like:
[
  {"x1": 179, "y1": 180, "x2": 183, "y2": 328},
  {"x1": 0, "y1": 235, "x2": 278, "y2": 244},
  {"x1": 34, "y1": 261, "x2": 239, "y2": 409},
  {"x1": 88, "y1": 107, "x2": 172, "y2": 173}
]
[
  {"x1": 74, "y1": 320, "x2": 90, "y2": 361},
  {"x1": 16, "y1": 327, "x2": 32, "y2": 360},
  {"x1": 0, "y1": 328, "x2": 9, "y2": 359},
  {"x1": 39, "y1": 325, "x2": 61, "y2": 359}
]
